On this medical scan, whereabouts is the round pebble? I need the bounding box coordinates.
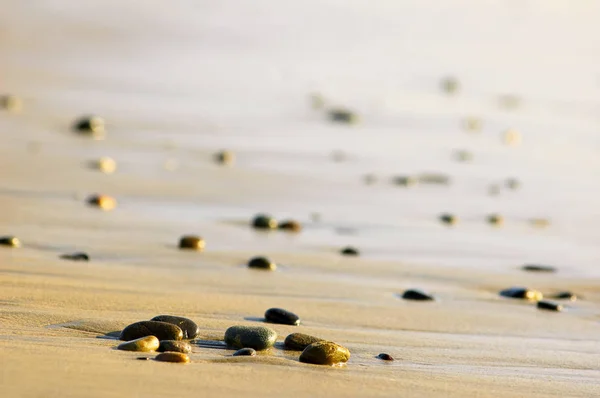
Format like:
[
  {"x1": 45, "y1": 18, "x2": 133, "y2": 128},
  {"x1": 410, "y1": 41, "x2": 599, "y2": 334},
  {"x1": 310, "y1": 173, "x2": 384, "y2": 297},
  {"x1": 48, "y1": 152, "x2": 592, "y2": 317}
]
[
  {"x1": 158, "y1": 340, "x2": 192, "y2": 354},
  {"x1": 440, "y1": 76, "x2": 460, "y2": 94},
  {"x1": 155, "y1": 352, "x2": 190, "y2": 363},
  {"x1": 151, "y1": 315, "x2": 200, "y2": 339},
  {"x1": 1, "y1": 95, "x2": 23, "y2": 112},
  {"x1": 299, "y1": 341, "x2": 350, "y2": 365},
  {"x1": 120, "y1": 321, "x2": 184, "y2": 341},
  {"x1": 214, "y1": 150, "x2": 235, "y2": 166},
  {"x1": 377, "y1": 353, "x2": 394, "y2": 361},
  {"x1": 59, "y1": 252, "x2": 90, "y2": 261},
  {"x1": 251, "y1": 214, "x2": 278, "y2": 230},
  {"x1": 487, "y1": 214, "x2": 504, "y2": 226},
  {"x1": 264, "y1": 308, "x2": 300, "y2": 326},
  {"x1": 233, "y1": 348, "x2": 257, "y2": 357},
  {"x1": 278, "y1": 220, "x2": 302, "y2": 232},
  {"x1": 537, "y1": 300, "x2": 563, "y2": 312},
  {"x1": 439, "y1": 213, "x2": 458, "y2": 226},
  {"x1": 178, "y1": 235, "x2": 205, "y2": 251},
  {"x1": 86, "y1": 194, "x2": 116, "y2": 211},
  {"x1": 502, "y1": 129, "x2": 521, "y2": 146},
  {"x1": 224, "y1": 325, "x2": 277, "y2": 351},
  {"x1": 73, "y1": 115, "x2": 105, "y2": 139},
  {"x1": 401, "y1": 289, "x2": 434, "y2": 301},
  {"x1": 284, "y1": 333, "x2": 324, "y2": 351},
  {"x1": 522, "y1": 264, "x2": 556, "y2": 273},
  {"x1": 0, "y1": 236, "x2": 21, "y2": 248},
  {"x1": 499, "y1": 287, "x2": 543, "y2": 301},
  {"x1": 340, "y1": 246, "x2": 359, "y2": 256},
  {"x1": 247, "y1": 256, "x2": 277, "y2": 271},
  {"x1": 392, "y1": 175, "x2": 418, "y2": 187},
  {"x1": 89, "y1": 157, "x2": 117, "y2": 174},
  {"x1": 117, "y1": 336, "x2": 160, "y2": 352},
  {"x1": 551, "y1": 291, "x2": 577, "y2": 301},
  {"x1": 327, "y1": 108, "x2": 359, "y2": 124}
]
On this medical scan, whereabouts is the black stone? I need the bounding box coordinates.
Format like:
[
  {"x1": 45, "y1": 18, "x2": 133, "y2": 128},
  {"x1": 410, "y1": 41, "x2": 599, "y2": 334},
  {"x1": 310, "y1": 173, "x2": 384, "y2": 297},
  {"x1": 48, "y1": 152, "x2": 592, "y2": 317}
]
[
  {"x1": 120, "y1": 321, "x2": 183, "y2": 341},
  {"x1": 251, "y1": 214, "x2": 277, "y2": 230},
  {"x1": 0, "y1": 236, "x2": 20, "y2": 247},
  {"x1": 499, "y1": 287, "x2": 542, "y2": 300},
  {"x1": 233, "y1": 348, "x2": 256, "y2": 357},
  {"x1": 73, "y1": 116, "x2": 102, "y2": 133},
  {"x1": 327, "y1": 108, "x2": 358, "y2": 124},
  {"x1": 224, "y1": 326, "x2": 277, "y2": 351},
  {"x1": 340, "y1": 246, "x2": 359, "y2": 256},
  {"x1": 392, "y1": 176, "x2": 417, "y2": 187},
  {"x1": 377, "y1": 353, "x2": 394, "y2": 361},
  {"x1": 247, "y1": 256, "x2": 276, "y2": 270},
  {"x1": 136, "y1": 357, "x2": 150, "y2": 361},
  {"x1": 537, "y1": 300, "x2": 563, "y2": 312},
  {"x1": 522, "y1": 264, "x2": 556, "y2": 273},
  {"x1": 264, "y1": 308, "x2": 300, "y2": 326},
  {"x1": 284, "y1": 333, "x2": 324, "y2": 351},
  {"x1": 439, "y1": 213, "x2": 457, "y2": 225},
  {"x1": 60, "y1": 252, "x2": 90, "y2": 261},
  {"x1": 158, "y1": 340, "x2": 192, "y2": 354},
  {"x1": 551, "y1": 291, "x2": 577, "y2": 301},
  {"x1": 401, "y1": 289, "x2": 434, "y2": 301},
  {"x1": 151, "y1": 315, "x2": 199, "y2": 339}
]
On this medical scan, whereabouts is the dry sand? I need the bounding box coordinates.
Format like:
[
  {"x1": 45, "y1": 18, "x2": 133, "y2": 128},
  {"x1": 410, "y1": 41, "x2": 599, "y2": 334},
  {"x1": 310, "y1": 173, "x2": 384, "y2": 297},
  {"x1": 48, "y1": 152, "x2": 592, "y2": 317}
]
[{"x1": 1, "y1": 1, "x2": 600, "y2": 397}]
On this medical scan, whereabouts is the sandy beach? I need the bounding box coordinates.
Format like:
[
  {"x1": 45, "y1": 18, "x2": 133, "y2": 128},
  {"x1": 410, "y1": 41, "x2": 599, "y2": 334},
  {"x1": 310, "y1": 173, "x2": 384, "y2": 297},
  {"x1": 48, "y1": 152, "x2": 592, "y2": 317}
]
[{"x1": 1, "y1": 1, "x2": 600, "y2": 397}]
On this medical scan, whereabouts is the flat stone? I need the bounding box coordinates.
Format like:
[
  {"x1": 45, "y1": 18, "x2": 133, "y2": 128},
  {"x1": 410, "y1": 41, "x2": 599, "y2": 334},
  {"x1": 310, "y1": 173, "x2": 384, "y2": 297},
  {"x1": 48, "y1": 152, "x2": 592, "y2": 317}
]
[
  {"x1": 233, "y1": 348, "x2": 257, "y2": 357},
  {"x1": 86, "y1": 194, "x2": 116, "y2": 211},
  {"x1": 73, "y1": 115, "x2": 105, "y2": 139},
  {"x1": 505, "y1": 178, "x2": 520, "y2": 190},
  {"x1": 327, "y1": 108, "x2": 359, "y2": 124},
  {"x1": 439, "y1": 213, "x2": 458, "y2": 226},
  {"x1": 278, "y1": 220, "x2": 302, "y2": 232},
  {"x1": 392, "y1": 176, "x2": 418, "y2": 187},
  {"x1": 155, "y1": 352, "x2": 190, "y2": 363},
  {"x1": 299, "y1": 341, "x2": 350, "y2": 365},
  {"x1": 1, "y1": 95, "x2": 23, "y2": 112},
  {"x1": 284, "y1": 333, "x2": 325, "y2": 351},
  {"x1": 340, "y1": 246, "x2": 359, "y2": 256},
  {"x1": 151, "y1": 315, "x2": 199, "y2": 339},
  {"x1": 120, "y1": 321, "x2": 183, "y2": 341},
  {"x1": 454, "y1": 150, "x2": 473, "y2": 162},
  {"x1": 178, "y1": 235, "x2": 205, "y2": 251},
  {"x1": 251, "y1": 214, "x2": 278, "y2": 230},
  {"x1": 537, "y1": 300, "x2": 563, "y2": 312},
  {"x1": 487, "y1": 214, "x2": 504, "y2": 226},
  {"x1": 0, "y1": 236, "x2": 21, "y2": 248},
  {"x1": 499, "y1": 287, "x2": 543, "y2": 301},
  {"x1": 401, "y1": 289, "x2": 434, "y2": 301},
  {"x1": 264, "y1": 308, "x2": 300, "y2": 326},
  {"x1": 158, "y1": 340, "x2": 192, "y2": 354},
  {"x1": 551, "y1": 291, "x2": 577, "y2": 301},
  {"x1": 224, "y1": 325, "x2": 277, "y2": 351},
  {"x1": 417, "y1": 173, "x2": 451, "y2": 185},
  {"x1": 60, "y1": 252, "x2": 90, "y2": 261},
  {"x1": 247, "y1": 256, "x2": 276, "y2": 271},
  {"x1": 522, "y1": 264, "x2": 556, "y2": 273},
  {"x1": 377, "y1": 353, "x2": 394, "y2": 361},
  {"x1": 117, "y1": 336, "x2": 159, "y2": 352}
]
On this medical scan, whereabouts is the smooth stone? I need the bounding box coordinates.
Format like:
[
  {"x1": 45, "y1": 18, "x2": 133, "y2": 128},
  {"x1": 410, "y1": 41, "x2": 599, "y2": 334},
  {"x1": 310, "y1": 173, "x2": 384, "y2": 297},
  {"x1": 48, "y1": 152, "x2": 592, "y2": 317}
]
[
  {"x1": 505, "y1": 178, "x2": 520, "y2": 190},
  {"x1": 392, "y1": 175, "x2": 418, "y2": 187},
  {"x1": 252, "y1": 214, "x2": 278, "y2": 230},
  {"x1": 462, "y1": 117, "x2": 482, "y2": 132},
  {"x1": 284, "y1": 333, "x2": 324, "y2": 351},
  {"x1": 529, "y1": 218, "x2": 551, "y2": 228},
  {"x1": 178, "y1": 235, "x2": 205, "y2": 251},
  {"x1": 377, "y1": 353, "x2": 394, "y2": 361},
  {"x1": 454, "y1": 150, "x2": 473, "y2": 162},
  {"x1": 73, "y1": 115, "x2": 105, "y2": 138},
  {"x1": 89, "y1": 157, "x2": 117, "y2": 174},
  {"x1": 440, "y1": 76, "x2": 460, "y2": 94},
  {"x1": 299, "y1": 341, "x2": 350, "y2": 365},
  {"x1": 120, "y1": 321, "x2": 183, "y2": 341},
  {"x1": 264, "y1": 308, "x2": 300, "y2": 326},
  {"x1": 1, "y1": 95, "x2": 23, "y2": 112},
  {"x1": 224, "y1": 325, "x2": 277, "y2": 351},
  {"x1": 86, "y1": 194, "x2": 116, "y2": 211},
  {"x1": 150, "y1": 315, "x2": 199, "y2": 339},
  {"x1": 278, "y1": 220, "x2": 302, "y2": 232},
  {"x1": 363, "y1": 174, "x2": 377, "y2": 185},
  {"x1": 158, "y1": 340, "x2": 192, "y2": 354},
  {"x1": 487, "y1": 214, "x2": 504, "y2": 226},
  {"x1": 537, "y1": 300, "x2": 563, "y2": 312},
  {"x1": 247, "y1": 256, "x2": 277, "y2": 271},
  {"x1": 439, "y1": 213, "x2": 458, "y2": 226},
  {"x1": 155, "y1": 352, "x2": 190, "y2": 363},
  {"x1": 60, "y1": 252, "x2": 90, "y2": 261},
  {"x1": 233, "y1": 348, "x2": 257, "y2": 357},
  {"x1": 327, "y1": 108, "x2": 359, "y2": 124},
  {"x1": 214, "y1": 150, "x2": 235, "y2": 166},
  {"x1": 136, "y1": 357, "x2": 150, "y2": 361},
  {"x1": 117, "y1": 336, "x2": 159, "y2": 352},
  {"x1": 499, "y1": 287, "x2": 543, "y2": 301},
  {"x1": 0, "y1": 236, "x2": 21, "y2": 248},
  {"x1": 551, "y1": 291, "x2": 577, "y2": 301},
  {"x1": 522, "y1": 264, "x2": 556, "y2": 273},
  {"x1": 417, "y1": 173, "x2": 451, "y2": 185},
  {"x1": 340, "y1": 246, "x2": 359, "y2": 256},
  {"x1": 401, "y1": 289, "x2": 434, "y2": 301}
]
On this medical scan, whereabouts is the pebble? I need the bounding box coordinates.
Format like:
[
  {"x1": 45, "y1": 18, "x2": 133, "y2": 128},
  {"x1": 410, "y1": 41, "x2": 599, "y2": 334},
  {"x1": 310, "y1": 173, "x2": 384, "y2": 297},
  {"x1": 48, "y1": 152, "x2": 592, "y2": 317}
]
[
  {"x1": 299, "y1": 341, "x2": 351, "y2": 365},
  {"x1": 522, "y1": 264, "x2": 556, "y2": 273},
  {"x1": 327, "y1": 108, "x2": 359, "y2": 124},
  {"x1": 529, "y1": 218, "x2": 551, "y2": 228},
  {"x1": 214, "y1": 150, "x2": 235, "y2": 166},
  {"x1": 454, "y1": 150, "x2": 473, "y2": 162},
  {"x1": 488, "y1": 184, "x2": 501, "y2": 196},
  {"x1": 158, "y1": 340, "x2": 192, "y2": 354},
  {"x1": 120, "y1": 321, "x2": 184, "y2": 341},
  {"x1": 151, "y1": 315, "x2": 200, "y2": 339},
  {"x1": 265, "y1": 308, "x2": 300, "y2": 326},
  {"x1": 86, "y1": 194, "x2": 116, "y2": 211},
  {"x1": 502, "y1": 129, "x2": 522, "y2": 146},
  {"x1": 537, "y1": 300, "x2": 563, "y2": 312},
  {"x1": 505, "y1": 178, "x2": 520, "y2": 190},
  {"x1": 377, "y1": 353, "x2": 394, "y2": 361},
  {"x1": 340, "y1": 246, "x2": 359, "y2": 256},
  {"x1": 278, "y1": 220, "x2": 302, "y2": 232},
  {"x1": 252, "y1": 214, "x2": 278, "y2": 230},
  {"x1": 117, "y1": 336, "x2": 160, "y2": 352},
  {"x1": 59, "y1": 252, "x2": 90, "y2": 261},
  {"x1": 499, "y1": 287, "x2": 543, "y2": 301},
  {"x1": 178, "y1": 235, "x2": 205, "y2": 251},
  {"x1": 1, "y1": 95, "x2": 23, "y2": 112},
  {"x1": 462, "y1": 117, "x2": 482, "y2": 132},
  {"x1": 90, "y1": 157, "x2": 117, "y2": 174},
  {"x1": 233, "y1": 348, "x2": 257, "y2": 357},
  {"x1": 440, "y1": 76, "x2": 460, "y2": 94},
  {"x1": 439, "y1": 213, "x2": 458, "y2": 226},
  {"x1": 73, "y1": 115, "x2": 106, "y2": 139},
  {"x1": 551, "y1": 292, "x2": 577, "y2": 301},
  {"x1": 487, "y1": 214, "x2": 504, "y2": 226},
  {"x1": 0, "y1": 236, "x2": 21, "y2": 248},
  {"x1": 309, "y1": 93, "x2": 326, "y2": 110},
  {"x1": 392, "y1": 175, "x2": 418, "y2": 187},
  {"x1": 418, "y1": 173, "x2": 451, "y2": 185},
  {"x1": 247, "y1": 256, "x2": 277, "y2": 271},
  {"x1": 363, "y1": 174, "x2": 377, "y2": 185},
  {"x1": 224, "y1": 325, "x2": 277, "y2": 351},
  {"x1": 155, "y1": 352, "x2": 190, "y2": 363},
  {"x1": 401, "y1": 289, "x2": 435, "y2": 301},
  {"x1": 284, "y1": 333, "x2": 324, "y2": 351}
]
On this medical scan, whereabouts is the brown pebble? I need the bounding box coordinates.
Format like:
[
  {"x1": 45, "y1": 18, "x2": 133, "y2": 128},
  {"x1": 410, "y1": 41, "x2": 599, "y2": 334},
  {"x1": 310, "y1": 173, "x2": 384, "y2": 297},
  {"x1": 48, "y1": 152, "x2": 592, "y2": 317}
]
[
  {"x1": 0, "y1": 236, "x2": 21, "y2": 248},
  {"x1": 252, "y1": 214, "x2": 278, "y2": 230},
  {"x1": 89, "y1": 157, "x2": 117, "y2": 174},
  {"x1": 86, "y1": 194, "x2": 116, "y2": 211},
  {"x1": 500, "y1": 287, "x2": 543, "y2": 301},
  {"x1": 117, "y1": 336, "x2": 160, "y2": 352},
  {"x1": 551, "y1": 291, "x2": 577, "y2": 301},
  {"x1": 233, "y1": 348, "x2": 257, "y2": 357},
  {"x1": 178, "y1": 235, "x2": 205, "y2": 251},
  {"x1": 1, "y1": 95, "x2": 23, "y2": 112},
  {"x1": 299, "y1": 341, "x2": 350, "y2": 365},
  {"x1": 158, "y1": 340, "x2": 192, "y2": 354},
  {"x1": 278, "y1": 220, "x2": 302, "y2": 232},
  {"x1": 120, "y1": 321, "x2": 183, "y2": 341},
  {"x1": 284, "y1": 333, "x2": 325, "y2": 351},
  {"x1": 155, "y1": 352, "x2": 190, "y2": 363}
]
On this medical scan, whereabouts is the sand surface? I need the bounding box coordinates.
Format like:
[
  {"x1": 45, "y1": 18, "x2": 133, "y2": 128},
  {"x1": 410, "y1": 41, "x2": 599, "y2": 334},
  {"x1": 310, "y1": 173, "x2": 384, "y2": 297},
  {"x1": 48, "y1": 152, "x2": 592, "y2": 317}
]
[{"x1": 1, "y1": 1, "x2": 600, "y2": 397}]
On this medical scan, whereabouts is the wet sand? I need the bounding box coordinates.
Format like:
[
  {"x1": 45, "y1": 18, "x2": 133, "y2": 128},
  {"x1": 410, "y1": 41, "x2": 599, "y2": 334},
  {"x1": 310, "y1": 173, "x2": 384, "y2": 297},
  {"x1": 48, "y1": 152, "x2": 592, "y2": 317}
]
[{"x1": 1, "y1": 1, "x2": 600, "y2": 397}]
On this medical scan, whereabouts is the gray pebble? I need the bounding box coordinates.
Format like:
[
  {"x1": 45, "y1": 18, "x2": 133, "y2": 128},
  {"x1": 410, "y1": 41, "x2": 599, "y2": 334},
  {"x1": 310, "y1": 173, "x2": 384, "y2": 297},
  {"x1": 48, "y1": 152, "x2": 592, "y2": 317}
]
[
  {"x1": 233, "y1": 348, "x2": 257, "y2": 357},
  {"x1": 224, "y1": 325, "x2": 277, "y2": 351}
]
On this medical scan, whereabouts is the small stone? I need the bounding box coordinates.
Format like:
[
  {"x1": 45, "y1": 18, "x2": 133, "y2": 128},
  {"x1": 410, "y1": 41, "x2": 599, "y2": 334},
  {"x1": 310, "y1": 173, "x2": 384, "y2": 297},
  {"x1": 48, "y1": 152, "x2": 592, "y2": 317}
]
[
  {"x1": 284, "y1": 333, "x2": 324, "y2": 351},
  {"x1": 120, "y1": 321, "x2": 183, "y2": 341},
  {"x1": 377, "y1": 353, "x2": 394, "y2": 361},
  {"x1": 340, "y1": 246, "x2": 359, "y2": 256},
  {"x1": 529, "y1": 218, "x2": 551, "y2": 228},
  {"x1": 224, "y1": 325, "x2": 277, "y2": 351},
  {"x1": 417, "y1": 173, "x2": 451, "y2": 185},
  {"x1": 502, "y1": 129, "x2": 521, "y2": 146},
  {"x1": 505, "y1": 178, "x2": 520, "y2": 190},
  {"x1": 155, "y1": 352, "x2": 190, "y2": 363},
  {"x1": 462, "y1": 117, "x2": 482, "y2": 132},
  {"x1": 247, "y1": 256, "x2": 277, "y2": 271},
  {"x1": 454, "y1": 150, "x2": 473, "y2": 162},
  {"x1": 488, "y1": 184, "x2": 501, "y2": 196},
  {"x1": 150, "y1": 315, "x2": 200, "y2": 339},
  {"x1": 363, "y1": 174, "x2": 377, "y2": 185},
  {"x1": 252, "y1": 214, "x2": 278, "y2": 230},
  {"x1": 401, "y1": 289, "x2": 434, "y2": 301},
  {"x1": 1, "y1": 95, "x2": 23, "y2": 112},
  {"x1": 499, "y1": 287, "x2": 543, "y2": 301},
  {"x1": 440, "y1": 76, "x2": 460, "y2": 95},
  {"x1": 89, "y1": 157, "x2": 117, "y2": 174},
  {"x1": 537, "y1": 300, "x2": 563, "y2": 312},
  {"x1": 214, "y1": 150, "x2": 235, "y2": 166},
  {"x1": 178, "y1": 235, "x2": 205, "y2": 251},
  {"x1": 265, "y1": 308, "x2": 300, "y2": 326},
  {"x1": 299, "y1": 341, "x2": 350, "y2": 365},
  {"x1": 60, "y1": 252, "x2": 90, "y2": 261},
  {"x1": 392, "y1": 175, "x2": 418, "y2": 187},
  {"x1": 158, "y1": 340, "x2": 192, "y2": 354},
  {"x1": 136, "y1": 357, "x2": 150, "y2": 361},
  {"x1": 73, "y1": 115, "x2": 105, "y2": 139},
  {"x1": 309, "y1": 93, "x2": 326, "y2": 110},
  {"x1": 487, "y1": 214, "x2": 504, "y2": 226},
  {"x1": 439, "y1": 213, "x2": 458, "y2": 226},
  {"x1": 327, "y1": 108, "x2": 359, "y2": 124},
  {"x1": 278, "y1": 220, "x2": 302, "y2": 232},
  {"x1": 0, "y1": 236, "x2": 21, "y2": 248},
  {"x1": 522, "y1": 264, "x2": 556, "y2": 273},
  {"x1": 117, "y1": 336, "x2": 160, "y2": 352},
  {"x1": 233, "y1": 348, "x2": 256, "y2": 357},
  {"x1": 86, "y1": 194, "x2": 116, "y2": 211},
  {"x1": 550, "y1": 292, "x2": 577, "y2": 301}
]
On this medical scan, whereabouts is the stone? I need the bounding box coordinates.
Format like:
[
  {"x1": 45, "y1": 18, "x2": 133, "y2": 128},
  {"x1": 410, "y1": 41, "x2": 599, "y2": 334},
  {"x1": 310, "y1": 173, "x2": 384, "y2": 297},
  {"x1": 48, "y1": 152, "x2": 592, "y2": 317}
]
[
  {"x1": 440, "y1": 76, "x2": 460, "y2": 94},
  {"x1": 150, "y1": 315, "x2": 199, "y2": 339},
  {"x1": 117, "y1": 336, "x2": 159, "y2": 352},
  {"x1": 363, "y1": 174, "x2": 377, "y2": 185},
  {"x1": 309, "y1": 93, "x2": 326, "y2": 110},
  {"x1": 233, "y1": 348, "x2": 256, "y2": 357},
  {"x1": 247, "y1": 256, "x2": 277, "y2": 271},
  {"x1": 454, "y1": 150, "x2": 473, "y2": 162},
  {"x1": 537, "y1": 300, "x2": 563, "y2": 312},
  {"x1": 89, "y1": 157, "x2": 117, "y2": 174},
  {"x1": 178, "y1": 235, "x2": 205, "y2": 251},
  {"x1": 278, "y1": 220, "x2": 302, "y2": 232},
  {"x1": 401, "y1": 289, "x2": 434, "y2": 301},
  {"x1": 417, "y1": 173, "x2": 451, "y2": 185},
  {"x1": 251, "y1": 214, "x2": 278, "y2": 230},
  {"x1": 551, "y1": 292, "x2": 577, "y2": 301},
  {"x1": 1, "y1": 95, "x2": 23, "y2": 112},
  {"x1": 392, "y1": 175, "x2": 418, "y2": 187},
  {"x1": 299, "y1": 341, "x2": 350, "y2": 365},
  {"x1": 529, "y1": 218, "x2": 551, "y2": 228},
  {"x1": 155, "y1": 352, "x2": 190, "y2": 363},
  {"x1": 499, "y1": 287, "x2": 543, "y2": 301},
  {"x1": 158, "y1": 340, "x2": 192, "y2": 354},
  {"x1": 505, "y1": 178, "x2": 520, "y2": 190},
  {"x1": 0, "y1": 236, "x2": 21, "y2": 248},
  {"x1": 214, "y1": 150, "x2": 235, "y2": 166},
  {"x1": 86, "y1": 194, "x2": 116, "y2": 211},
  {"x1": 487, "y1": 214, "x2": 504, "y2": 226},
  {"x1": 462, "y1": 117, "x2": 482, "y2": 132},
  {"x1": 377, "y1": 353, "x2": 394, "y2": 361},
  {"x1": 284, "y1": 333, "x2": 324, "y2": 351},
  {"x1": 120, "y1": 321, "x2": 183, "y2": 341},
  {"x1": 340, "y1": 246, "x2": 359, "y2": 256},
  {"x1": 73, "y1": 115, "x2": 105, "y2": 139},
  {"x1": 488, "y1": 184, "x2": 501, "y2": 196},
  {"x1": 224, "y1": 325, "x2": 277, "y2": 351},
  {"x1": 60, "y1": 252, "x2": 90, "y2": 261},
  {"x1": 264, "y1": 308, "x2": 300, "y2": 326},
  {"x1": 327, "y1": 108, "x2": 359, "y2": 124},
  {"x1": 439, "y1": 213, "x2": 458, "y2": 226},
  {"x1": 502, "y1": 129, "x2": 521, "y2": 146},
  {"x1": 522, "y1": 264, "x2": 556, "y2": 273}
]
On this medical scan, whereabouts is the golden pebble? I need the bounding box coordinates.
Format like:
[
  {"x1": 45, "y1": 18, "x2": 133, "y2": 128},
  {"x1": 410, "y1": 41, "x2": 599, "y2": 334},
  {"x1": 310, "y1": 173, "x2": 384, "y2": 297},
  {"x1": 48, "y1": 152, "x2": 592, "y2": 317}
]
[
  {"x1": 86, "y1": 194, "x2": 116, "y2": 211},
  {"x1": 178, "y1": 235, "x2": 205, "y2": 251},
  {"x1": 1, "y1": 95, "x2": 23, "y2": 112}
]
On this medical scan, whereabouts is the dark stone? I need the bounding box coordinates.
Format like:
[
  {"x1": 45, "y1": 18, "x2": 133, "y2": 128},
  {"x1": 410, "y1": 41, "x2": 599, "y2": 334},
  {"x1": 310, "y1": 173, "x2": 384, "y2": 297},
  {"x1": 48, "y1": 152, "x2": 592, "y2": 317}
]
[
  {"x1": 278, "y1": 220, "x2": 302, "y2": 232},
  {"x1": 224, "y1": 325, "x2": 277, "y2": 351},
  {"x1": 0, "y1": 236, "x2": 20, "y2": 247},
  {"x1": 264, "y1": 308, "x2": 300, "y2": 326},
  {"x1": 505, "y1": 178, "x2": 520, "y2": 190},
  {"x1": 439, "y1": 213, "x2": 458, "y2": 225},
  {"x1": 214, "y1": 150, "x2": 234, "y2": 166},
  {"x1": 537, "y1": 300, "x2": 563, "y2": 312},
  {"x1": 377, "y1": 353, "x2": 394, "y2": 361},
  {"x1": 392, "y1": 176, "x2": 417, "y2": 187},
  {"x1": 299, "y1": 341, "x2": 350, "y2": 365},
  {"x1": 120, "y1": 321, "x2": 183, "y2": 341},
  {"x1": 178, "y1": 235, "x2": 205, "y2": 251},
  {"x1": 454, "y1": 150, "x2": 473, "y2": 162},
  {"x1": 417, "y1": 173, "x2": 451, "y2": 185},
  {"x1": 327, "y1": 108, "x2": 358, "y2": 124},
  {"x1": 158, "y1": 340, "x2": 192, "y2": 354},
  {"x1": 499, "y1": 287, "x2": 542, "y2": 301},
  {"x1": 401, "y1": 289, "x2": 434, "y2": 301},
  {"x1": 487, "y1": 214, "x2": 504, "y2": 226},
  {"x1": 73, "y1": 115, "x2": 105, "y2": 138},
  {"x1": 60, "y1": 252, "x2": 90, "y2": 261},
  {"x1": 251, "y1": 214, "x2": 278, "y2": 230},
  {"x1": 150, "y1": 315, "x2": 199, "y2": 339},
  {"x1": 340, "y1": 246, "x2": 359, "y2": 256},
  {"x1": 233, "y1": 348, "x2": 256, "y2": 357},
  {"x1": 551, "y1": 291, "x2": 577, "y2": 301},
  {"x1": 441, "y1": 76, "x2": 460, "y2": 94},
  {"x1": 247, "y1": 256, "x2": 276, "y2": 271},
  {"x1": 522, "y1": 264, "x2": 556, "y2": 273},
  {"x1": 155, "y1": 352, "x2": 190, "y2": 363},
  {"x1": 284, "y1": 333, "x2": 324, "y2": 351},
  {"x1": 136, "y1": 357, "x2": 150, "y2": 361}
]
